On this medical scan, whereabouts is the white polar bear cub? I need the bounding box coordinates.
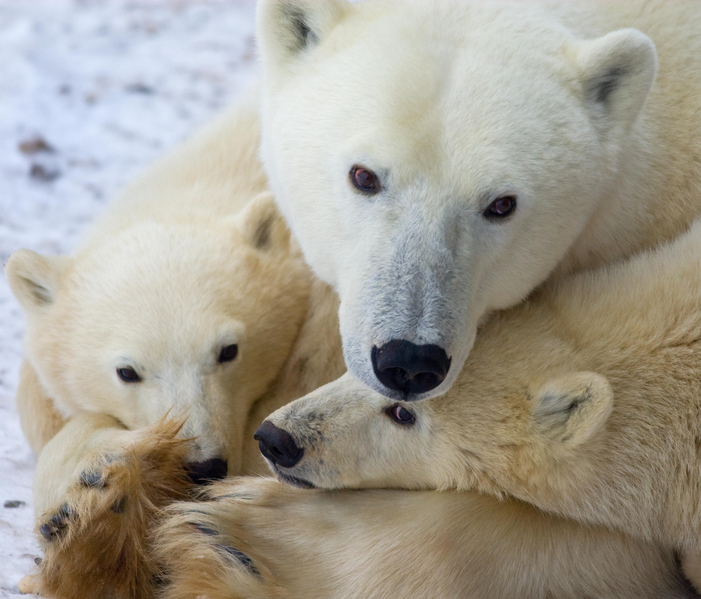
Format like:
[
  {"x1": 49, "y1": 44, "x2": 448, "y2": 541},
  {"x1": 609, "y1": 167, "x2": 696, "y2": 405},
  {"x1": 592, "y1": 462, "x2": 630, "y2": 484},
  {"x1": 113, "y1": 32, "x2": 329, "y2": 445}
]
[
  {"x1": 257, "y1": 0, "x2": 701, "y2": 400},
  {"x1": 5, "y1": 92, "x2": 309, "y2": 473},
  {"x1": 259, "y1": 217, "x2": 701, "y2": 584}
]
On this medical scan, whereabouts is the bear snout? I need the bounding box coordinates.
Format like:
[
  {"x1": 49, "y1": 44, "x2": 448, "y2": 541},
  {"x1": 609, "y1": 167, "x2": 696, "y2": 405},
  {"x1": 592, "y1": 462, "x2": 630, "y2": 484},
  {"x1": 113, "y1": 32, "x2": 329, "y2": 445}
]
[
  {"x1": 254, "y1": 421, "x2": 304, "y2": 469},
  {"x1": 371, "y1": 340, "x2": 451, "y2": 398}
]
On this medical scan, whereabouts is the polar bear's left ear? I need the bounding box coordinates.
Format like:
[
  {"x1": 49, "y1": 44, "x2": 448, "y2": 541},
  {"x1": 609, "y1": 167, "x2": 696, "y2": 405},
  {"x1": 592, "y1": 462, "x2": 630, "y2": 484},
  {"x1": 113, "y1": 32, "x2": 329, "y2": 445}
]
[
  {"x1": 574, "y1": 29, "x2": 657, "y2": 138},
  {"x1": 236, "y1": 191, "x2": 293, "y2": 254},
  {"x1": 257, "y1": 0, "x2": 351, "y2": 75},
  {"x1": 530, "y1": 371, "x2": 613, "y2": 450},
  {"x1": 5, "y1": 249, "x2": 69, "y2": 314}
]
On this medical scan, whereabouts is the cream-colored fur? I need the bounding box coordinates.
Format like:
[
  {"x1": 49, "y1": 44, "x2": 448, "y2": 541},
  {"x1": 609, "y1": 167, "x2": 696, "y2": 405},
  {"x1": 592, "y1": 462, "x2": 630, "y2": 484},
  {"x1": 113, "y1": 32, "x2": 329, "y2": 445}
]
[
  {"x1": 9, "y1": 201, "x2": 311, "y2": 468},
  {"x1": 257, "y1": 0, "x2": 701, "y2": 400},
  {"x1": 5, "y1": 91, "x2": 344, "y2": 598},
  {"x1": 10, "y1": 71, "x2": 700, "y2": 597},
  {"x1": 155, "y1": 478, "x2": 696, "y2": 599},
  {"x1": 263, "y1": 218, "x2": 701, "y2": 569}
]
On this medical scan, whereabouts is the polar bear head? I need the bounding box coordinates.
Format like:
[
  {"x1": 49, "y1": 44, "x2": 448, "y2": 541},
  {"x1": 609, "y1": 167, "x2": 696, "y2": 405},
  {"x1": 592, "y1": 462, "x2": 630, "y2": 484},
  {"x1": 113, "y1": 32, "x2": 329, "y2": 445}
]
[
  {"x1": 256, "y1": 0, "x2": 657, "y2": 400},
  {"x1": 7, "y1": 194, "x2": 311, "y2": 475},
  {"x1": 254, "y1": 368, "x2": 614, "y2": 494}
]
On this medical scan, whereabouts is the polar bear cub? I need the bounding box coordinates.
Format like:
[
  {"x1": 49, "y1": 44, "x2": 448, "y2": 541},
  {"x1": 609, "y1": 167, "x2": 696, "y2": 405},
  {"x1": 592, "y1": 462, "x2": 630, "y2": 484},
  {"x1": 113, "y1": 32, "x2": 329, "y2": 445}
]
[
  {"x1": 7, "y1": 198, "x2": 309, "y2": 475},
  {"x1": 4, "y1": 92, "x2": 341, "y2": 599},
  {"x1": 256, "y1": 0, "x2": 701, "y2": 401},
  {"x1": 6, "y1": 91, "x2": 311, "y2": 475},
  {"x1": 259, "y1": 218, "x2": 701, "y2": 572}
]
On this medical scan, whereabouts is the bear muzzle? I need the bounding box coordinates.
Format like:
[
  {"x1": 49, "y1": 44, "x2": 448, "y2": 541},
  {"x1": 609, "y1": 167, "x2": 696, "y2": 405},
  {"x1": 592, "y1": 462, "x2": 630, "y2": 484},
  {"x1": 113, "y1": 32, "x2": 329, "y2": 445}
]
[
  {"x1": 254, "y1": 421, "x2": 304, "y2": 469},
  {"x1": 371, "y1": 340, "x2": 451, "y2": 398}
]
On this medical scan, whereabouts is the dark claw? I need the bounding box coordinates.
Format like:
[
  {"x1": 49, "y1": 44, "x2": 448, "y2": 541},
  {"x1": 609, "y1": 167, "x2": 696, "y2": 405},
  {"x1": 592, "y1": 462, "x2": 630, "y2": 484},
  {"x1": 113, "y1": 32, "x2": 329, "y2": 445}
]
[
  {"x1": 40, "y1": 504, "x2": 73, "y2": 541},
  {"x1": 216, "y1": 545, "x2": 261, "y2": 578},
  {"x1": 34, "y1": 557, "x2": 42, "y2": 566},
  {"x1": 111, "y1": 496, "x2": 128, "y2": 514},
  {"x1": 183, "y1": 508, "x2": 212, "y2": 516},
  {"x1": 39, "y1": 523, "x2": 58, "y2": 541},
  {"x1": 80, "y1": 471, "x2": 105, "y2": 488}
]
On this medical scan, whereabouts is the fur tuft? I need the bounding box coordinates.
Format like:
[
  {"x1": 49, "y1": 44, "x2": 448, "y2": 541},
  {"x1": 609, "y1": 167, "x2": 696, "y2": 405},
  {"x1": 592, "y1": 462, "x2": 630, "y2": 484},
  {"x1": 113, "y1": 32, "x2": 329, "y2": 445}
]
[{"x1": 36, "y1": 419, "x2": 193, "y2": 599}]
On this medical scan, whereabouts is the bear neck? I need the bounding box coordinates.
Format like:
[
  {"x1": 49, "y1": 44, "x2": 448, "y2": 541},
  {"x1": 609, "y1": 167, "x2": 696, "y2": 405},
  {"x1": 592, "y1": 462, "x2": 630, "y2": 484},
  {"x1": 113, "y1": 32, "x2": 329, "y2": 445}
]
[{"x1": 511, "y1": 359, "x2": 701, "y2": 553}]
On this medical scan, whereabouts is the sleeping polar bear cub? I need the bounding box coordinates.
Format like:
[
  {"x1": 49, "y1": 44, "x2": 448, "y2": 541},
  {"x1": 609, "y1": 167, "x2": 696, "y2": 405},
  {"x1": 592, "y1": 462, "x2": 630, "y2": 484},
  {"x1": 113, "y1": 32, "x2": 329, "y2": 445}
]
[
  {"x1": 259, "y1": 218, "x2": 701, "y2": 584},
  {"x1": 257, "y1": 0, "x2": 701, "y2": 401}
]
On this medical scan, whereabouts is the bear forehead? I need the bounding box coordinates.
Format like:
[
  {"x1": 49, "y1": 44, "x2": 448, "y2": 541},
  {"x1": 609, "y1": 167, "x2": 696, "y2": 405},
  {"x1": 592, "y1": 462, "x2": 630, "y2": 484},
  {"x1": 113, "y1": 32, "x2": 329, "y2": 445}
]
[
  {"x1": 321, "y1": 0, "x2": 570, "y2": 83},
  {"x1": 75, "y1": 224, "x2": 259, "y2": 284},
  {"x1": 342, "y1": 0, "x2": 568, "y2": 49},
  {"x1": 277, "y1": 8, "x2": 583, "y2": 181},
  {"x1": 64, "y1": 227, "x2": 272, "y2": 323}
]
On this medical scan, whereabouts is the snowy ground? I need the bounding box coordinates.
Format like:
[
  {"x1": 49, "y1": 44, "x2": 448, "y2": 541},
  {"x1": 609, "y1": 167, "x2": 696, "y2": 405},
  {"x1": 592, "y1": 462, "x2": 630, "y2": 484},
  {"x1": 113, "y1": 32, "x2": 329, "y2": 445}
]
[{"x1": 0, "y1": 1, "x2": 258, "y2": 594}]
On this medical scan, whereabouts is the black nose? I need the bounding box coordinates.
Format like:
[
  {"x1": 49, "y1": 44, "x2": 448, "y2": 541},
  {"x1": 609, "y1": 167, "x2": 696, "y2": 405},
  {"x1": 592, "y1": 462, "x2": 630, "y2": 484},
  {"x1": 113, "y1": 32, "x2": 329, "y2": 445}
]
[
  {"x1": 372, "y1": 340, "x2": 451, "y2": 396},
  {"x1": 254, "y1": 421, "x2": 304, "y2": 468},
  {"x1": 186, "y1": 458, "x2": 228, "y2": 485}
]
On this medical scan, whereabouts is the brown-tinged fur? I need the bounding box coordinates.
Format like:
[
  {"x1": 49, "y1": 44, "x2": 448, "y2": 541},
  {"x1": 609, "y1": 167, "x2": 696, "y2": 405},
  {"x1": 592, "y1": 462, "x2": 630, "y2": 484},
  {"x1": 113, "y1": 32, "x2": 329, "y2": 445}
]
[{"x1": 34, "y1": 419, "x2": 193, "y2": 599}]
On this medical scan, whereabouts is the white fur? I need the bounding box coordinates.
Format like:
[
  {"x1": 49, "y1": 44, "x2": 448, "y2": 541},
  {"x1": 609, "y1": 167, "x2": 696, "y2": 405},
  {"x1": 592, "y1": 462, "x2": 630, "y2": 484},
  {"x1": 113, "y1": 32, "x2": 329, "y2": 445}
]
[
  {"x1": 256, "y1": 0, "x2": 701, "y2": 400},
  {"x1": 263, "y1": 218, "x2": 701, "y2": 569},
  {"x1": 157, "y1": 477, "x2": 697, "y2": 599},
  {"x1": 5, "y1": 90, "x2": 313, "y2": 468}
]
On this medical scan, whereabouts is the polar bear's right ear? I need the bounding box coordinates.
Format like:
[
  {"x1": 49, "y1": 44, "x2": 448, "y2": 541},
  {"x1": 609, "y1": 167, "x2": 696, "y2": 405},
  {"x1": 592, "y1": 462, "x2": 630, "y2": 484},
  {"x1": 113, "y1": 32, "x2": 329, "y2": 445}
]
[
  {"x1": 257, "y1": 0, "x2": 351, "y2": 73},
  {"x1": 5, "y1": 249, "x2": 69, "y2": 313},
  {"x1": 236, "y1": 192, "x2": 293, "y2": 254},
  {"x1": 530, "y1": 371, "x2": 613, "y2": 450},
  {"x1": 573, "y1": 29, "x2": 657, "y2": 139}
]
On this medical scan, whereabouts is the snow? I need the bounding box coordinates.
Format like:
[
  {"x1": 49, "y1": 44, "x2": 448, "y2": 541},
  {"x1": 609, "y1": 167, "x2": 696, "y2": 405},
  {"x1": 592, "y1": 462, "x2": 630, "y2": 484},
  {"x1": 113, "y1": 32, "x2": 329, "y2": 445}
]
[{"x1": 0, "y1": 1, "x2": 258, "y2": 595}]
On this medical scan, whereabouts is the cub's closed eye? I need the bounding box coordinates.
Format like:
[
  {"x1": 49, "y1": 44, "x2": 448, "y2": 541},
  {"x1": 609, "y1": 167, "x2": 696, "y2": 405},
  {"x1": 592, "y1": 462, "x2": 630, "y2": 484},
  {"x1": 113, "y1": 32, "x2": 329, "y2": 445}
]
[
  {"x1": 117, "y1": 367, "x2": 141, "y2": 383},
  {"x1": 218, "y1": 344, "x2": 239, "y2": 364},
  {"x1": 385, "y1": 403, "x2": 416, "y2": 426}
]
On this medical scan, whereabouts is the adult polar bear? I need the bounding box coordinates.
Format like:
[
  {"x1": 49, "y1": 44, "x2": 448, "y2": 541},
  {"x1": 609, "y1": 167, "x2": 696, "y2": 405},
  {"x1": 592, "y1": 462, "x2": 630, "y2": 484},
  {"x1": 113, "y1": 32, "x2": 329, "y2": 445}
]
[{"x1": 256, "y1": 0, "x2": 701, "y2": 400}]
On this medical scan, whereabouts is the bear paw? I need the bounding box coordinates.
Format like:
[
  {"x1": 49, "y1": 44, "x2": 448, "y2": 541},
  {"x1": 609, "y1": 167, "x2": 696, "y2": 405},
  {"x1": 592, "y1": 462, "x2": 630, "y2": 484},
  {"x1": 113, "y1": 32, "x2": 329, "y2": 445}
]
[
  {"x1": 154, "y1": 479, "x2": 288, "y2": 599},
  {"x1": 34, "y1": 419, "x2": 195, "y2": 599}
]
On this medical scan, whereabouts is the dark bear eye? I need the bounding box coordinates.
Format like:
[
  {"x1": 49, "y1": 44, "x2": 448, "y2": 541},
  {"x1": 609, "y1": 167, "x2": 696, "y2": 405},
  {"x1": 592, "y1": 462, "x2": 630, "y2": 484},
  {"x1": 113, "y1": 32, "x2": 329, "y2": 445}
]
[
  {"x1": 218, "y1": 344, "x2": 239, "y2": 363},
  {"x1": 117, "y1": 367, "x2": 141, "y2": 383},
  {"x1": 385, "y1": 403, "x2": 416, "y2": 426},
  {"x1": 350, "y1": 166, "x2": 382, "y2": 194},
  {"x1": 484, "y1": 195, "x2": 517, "y2": 220}
]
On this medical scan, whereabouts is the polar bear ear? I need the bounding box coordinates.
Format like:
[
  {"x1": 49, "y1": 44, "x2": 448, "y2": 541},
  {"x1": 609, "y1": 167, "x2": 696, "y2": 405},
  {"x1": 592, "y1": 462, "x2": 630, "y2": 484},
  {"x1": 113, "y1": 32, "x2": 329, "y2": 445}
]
[
  {"x1": 257, "y1": 0, "x2": 351, "y2": 72},
  {"x1": 530, "y1": 371, "x2": 613, "y2": 450},
  {"x1": 5, "y1": 249, "x2": 69, "y2": 313},
  {"x1": 236, "y1": 191, "x2": 292, "y2": 253},
  {"x1": 574, "y1": 28, "x2": 657, "y2": 137}
]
